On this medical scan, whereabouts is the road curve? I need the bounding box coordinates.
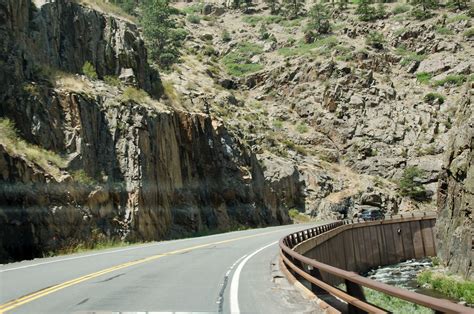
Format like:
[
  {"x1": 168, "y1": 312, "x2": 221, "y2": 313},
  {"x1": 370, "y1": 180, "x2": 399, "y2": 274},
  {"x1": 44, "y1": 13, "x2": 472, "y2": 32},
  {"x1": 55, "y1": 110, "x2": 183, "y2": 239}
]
[{"x1": 0, "y1": 223, "x2": 324, "y2": 313}]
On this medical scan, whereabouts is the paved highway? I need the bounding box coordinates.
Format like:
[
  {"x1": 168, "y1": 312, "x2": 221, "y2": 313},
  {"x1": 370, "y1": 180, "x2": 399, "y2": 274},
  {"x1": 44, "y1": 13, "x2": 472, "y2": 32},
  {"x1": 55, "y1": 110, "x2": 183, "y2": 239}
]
[{"x1": 0, "y1": 223, "x2": 323, "y2": 313}]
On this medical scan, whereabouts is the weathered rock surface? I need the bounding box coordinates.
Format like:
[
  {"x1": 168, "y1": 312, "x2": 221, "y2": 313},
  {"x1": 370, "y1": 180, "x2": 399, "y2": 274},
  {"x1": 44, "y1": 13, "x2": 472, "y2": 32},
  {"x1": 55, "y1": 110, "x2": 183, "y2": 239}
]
[
  {"x1": 436, "y1": 90, "x2": 473, "y2": 279},
  {"x1": 0, "y1": 0, "x2": 158, "y2": 96},
  {"x1": 0, "y1": 0, "x2": 303, "y2": 262}
]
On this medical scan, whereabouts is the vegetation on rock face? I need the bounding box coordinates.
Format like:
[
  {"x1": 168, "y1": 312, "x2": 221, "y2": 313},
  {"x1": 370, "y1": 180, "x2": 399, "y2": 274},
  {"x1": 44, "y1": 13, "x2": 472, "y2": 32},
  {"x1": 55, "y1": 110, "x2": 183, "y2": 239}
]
[
  {"x1": 121, "y1": 86, "x2": 150, "y2": 103},
  {"x1": 306, "y1": 4, "x2": 331, "y2": 35},
  {"x1": 71, "y1": 170, "x2": 98, "y2": 186},
  {"x1": 398, "y1": 166, "x2": 426, "y2": 200},
  {"x1": 417, "y1": 271, "x2": 474, "y2": 304},
  {"x1": 140, "y1": 0, "x2": 185, "y2": 67},
  {"x1": 424, "y1": 92, "x2": 445, "y2": 104},
  {"x1": 82, "y1": 61, "x2": 98, "y2": 80},
  {"x1": 283, "y1": 0, "x2": 305, "y2": 19},
  {"x1": 0, "y1": 118, "x2": 66, "y2": 177},
  {"x1": 221, "y1": 42, "x2": 264, "y2": 76}
]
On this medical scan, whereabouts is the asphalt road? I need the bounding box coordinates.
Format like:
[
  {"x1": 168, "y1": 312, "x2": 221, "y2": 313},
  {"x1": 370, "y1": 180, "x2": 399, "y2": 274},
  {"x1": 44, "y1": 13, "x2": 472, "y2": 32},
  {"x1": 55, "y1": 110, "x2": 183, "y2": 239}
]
[{"x1": 0, "y1": 223, "x2": 323, "y2": 314}]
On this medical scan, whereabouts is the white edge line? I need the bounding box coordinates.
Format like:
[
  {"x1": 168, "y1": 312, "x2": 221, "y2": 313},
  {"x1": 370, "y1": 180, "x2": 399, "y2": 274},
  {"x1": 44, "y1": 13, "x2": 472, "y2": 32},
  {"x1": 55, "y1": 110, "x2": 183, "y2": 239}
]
[{"x1": 229, "y1": 241, "x2": 278, "y2": 314}]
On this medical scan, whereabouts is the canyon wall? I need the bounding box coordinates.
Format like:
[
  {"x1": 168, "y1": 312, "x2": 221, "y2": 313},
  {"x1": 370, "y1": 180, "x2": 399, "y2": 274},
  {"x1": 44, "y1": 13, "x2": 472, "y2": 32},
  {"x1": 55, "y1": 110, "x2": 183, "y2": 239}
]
[
  {"x1": 436, "y1": 90, "x2": 473, "y2": 279},
  {"x1": 0, "y1": 0, "x2": 303, "y2": 262}
]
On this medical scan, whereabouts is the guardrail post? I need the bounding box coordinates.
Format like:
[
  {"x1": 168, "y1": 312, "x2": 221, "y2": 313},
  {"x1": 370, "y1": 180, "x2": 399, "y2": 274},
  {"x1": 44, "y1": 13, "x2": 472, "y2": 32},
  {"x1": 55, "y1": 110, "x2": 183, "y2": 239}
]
[
  {"x1": 308, "y1": 266, "x2": 328, "y2": 295},
  {"x1": 345, "y1": 280, "x2": 367, "y2": 314}
]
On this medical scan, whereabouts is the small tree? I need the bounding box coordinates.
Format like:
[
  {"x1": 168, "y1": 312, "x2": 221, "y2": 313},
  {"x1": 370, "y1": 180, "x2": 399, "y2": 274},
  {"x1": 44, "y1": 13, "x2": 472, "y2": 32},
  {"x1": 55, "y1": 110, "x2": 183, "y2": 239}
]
[
  {"x1": 265, "y1": 0, "x2": 279, "y2": 14},
  {"x1": 141, "y1": 0, "x2": 184, "y2": 67},
  {"x1": 283, "y1": 0, "x2": 305, "y2": 19},
  {"x1": 448, "y1": 0, "x2": 468, "y2": 10},
  {"x1": 307, "y1": 3, "x2": 331, "y2": 35},
  {"x1": 412, "y1": 0, "x2": 438, "y2": 12},
  {"x1": 398, "y1": 166, "x2": 427, "y2": 200},
  {"x1": 356, "y1": 0, "x2": 377, "y2": 21}
]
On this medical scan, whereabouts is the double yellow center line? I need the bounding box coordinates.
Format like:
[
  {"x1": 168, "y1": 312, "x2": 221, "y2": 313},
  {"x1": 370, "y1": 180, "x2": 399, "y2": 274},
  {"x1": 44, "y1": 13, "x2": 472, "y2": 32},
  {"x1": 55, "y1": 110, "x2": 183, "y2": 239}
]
[{"x1": 0, "y1": 228, "x2": 288, "y2": 313}]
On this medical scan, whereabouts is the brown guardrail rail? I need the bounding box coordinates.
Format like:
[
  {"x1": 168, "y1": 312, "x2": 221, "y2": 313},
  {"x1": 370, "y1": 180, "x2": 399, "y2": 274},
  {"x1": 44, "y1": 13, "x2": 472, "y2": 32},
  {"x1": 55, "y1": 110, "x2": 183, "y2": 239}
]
[{"x1": 279, "y1": 213, "x2": 473, "y2": 314}]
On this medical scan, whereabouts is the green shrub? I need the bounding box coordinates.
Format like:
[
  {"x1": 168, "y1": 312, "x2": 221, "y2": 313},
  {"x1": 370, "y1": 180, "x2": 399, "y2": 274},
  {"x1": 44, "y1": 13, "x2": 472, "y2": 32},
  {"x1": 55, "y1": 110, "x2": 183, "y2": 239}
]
[
  {"x1": 82, "y1": 61, "x2": 98, "y2": 80},
  {"x1": 464, "y1": 27, "x2": 474, "y2": 38},
  {"x1": 187, "y1": 14, "x2": 201, "y2": 24},
  {"x1": 396, "y1": 47, "x2": 426, "y2": 66},
  {"x1": 272, "y1": 119, "x2": 283, "y2": 129},
  {"x1": 424, "y1": 92, "x2": 445, "y2": 104},
  {"x1": 433, "y1": 74, "x2": 466, "y2": 87},
  {"x1": 416, "y1": 72, "x2": 432, "y2": 84},
  {"x1": 104, "y1": 75, "x2": 120, "y2": 86},
  {"x1": 121, "y1": 87, "x2": 149, "y2": 103},
  {"x1": 436, "y1": 26, "x2": 454, "y2": 35},
  {"x1": 222, "y1": 29, "x2": 232, "y2": 42},
  {"x1": 296, "y1": 123, "x2": 309, "y2": 133},
  {"x1": 366, "y1": 31, "x2": 385, "y2": 49},
  {"x1": 417, "y1": 271, "x2": 474, "y2": 304},
  {"x1": 71, "y1": 169, "x2": 97, "y2": 186},
  {"x1": 288, "y1": 208, "x2": 299, "y2": 219},
  {"x1": 356, "y1": 0, "x2": 378, "y2": 21},
  {"x1": 447, "y1": 13, "x2": 469, "y2": 23},
  {"x1": 278, "y1": 36, "x2": 337, "y2": 57},
  {"x1": 392, "y1": 4, "x2": 411, "y2": 15},
  {"x1": 182, "y1": 3, "x2": 203, "y2": 14},
  {"x1": 221, "y1": 42, "x2": 264, "y2": 77},
  {"x1": 398, "y1": 166, "x2": 426, "y2": 200},
  {"x1": 410, "y1": 7, "x2": 432, "y2": 20}
]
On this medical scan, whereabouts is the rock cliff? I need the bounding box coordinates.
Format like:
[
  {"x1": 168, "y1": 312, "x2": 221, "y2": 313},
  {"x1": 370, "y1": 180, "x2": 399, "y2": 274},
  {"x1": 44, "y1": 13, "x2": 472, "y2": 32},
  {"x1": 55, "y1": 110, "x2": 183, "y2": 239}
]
[
  {"x1": 0, "y1": 0, "x2": 302, "y2": 262},
  {"x1": 436, "y1": 89, "x2": 473, "y2": 279}
]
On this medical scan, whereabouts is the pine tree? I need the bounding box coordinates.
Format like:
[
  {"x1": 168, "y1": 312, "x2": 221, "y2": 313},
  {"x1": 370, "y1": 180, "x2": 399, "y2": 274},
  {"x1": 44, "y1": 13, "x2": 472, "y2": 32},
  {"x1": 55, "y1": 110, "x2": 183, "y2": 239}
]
[
  {"x1": 356, "y1": 0, "x2": 377, "y2": 21},
  {"x1": 140, "y1": 0, "x2": 178, "y2": 67},
  {"x1": 283, "y1": 0, "x2": 305, "y2": 19},
  {"x1": 307, "y1": 4, "x2": 331, "y2": 35},
  {"x1": 412, "y1": 0, "x2": 438, "y2": 12},
  {"x1": 265, "y1": 0, "x2": 279, "y2": 14}
]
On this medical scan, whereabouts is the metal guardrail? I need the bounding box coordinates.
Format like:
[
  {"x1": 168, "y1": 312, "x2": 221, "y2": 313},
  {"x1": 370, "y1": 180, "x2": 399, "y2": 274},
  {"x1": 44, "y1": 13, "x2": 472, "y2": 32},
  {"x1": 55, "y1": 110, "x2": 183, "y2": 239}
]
[{"x1": 279, "y1": 213, "x2": 473, "y2": 314}]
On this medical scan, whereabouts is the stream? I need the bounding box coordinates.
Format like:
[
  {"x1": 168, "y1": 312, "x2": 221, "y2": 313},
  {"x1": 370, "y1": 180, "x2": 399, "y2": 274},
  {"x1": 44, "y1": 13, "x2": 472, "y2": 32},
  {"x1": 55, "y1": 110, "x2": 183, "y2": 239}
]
[{"x1": 365, "y1": 258, "x2": 457, "y2": 301}]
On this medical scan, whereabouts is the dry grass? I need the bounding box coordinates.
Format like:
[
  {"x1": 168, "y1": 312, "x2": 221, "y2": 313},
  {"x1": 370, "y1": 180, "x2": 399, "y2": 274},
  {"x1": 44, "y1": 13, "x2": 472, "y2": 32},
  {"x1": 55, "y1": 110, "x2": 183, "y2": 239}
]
[
  {"x1": 0, "y1": 118, "x2": 67, "y2": 179},
  {"x1": 76, "y1": 0, "x2": 136, "y2": 23},
  {"x1": 55, "y1": 74, "x2": 93, "y2": 93}
]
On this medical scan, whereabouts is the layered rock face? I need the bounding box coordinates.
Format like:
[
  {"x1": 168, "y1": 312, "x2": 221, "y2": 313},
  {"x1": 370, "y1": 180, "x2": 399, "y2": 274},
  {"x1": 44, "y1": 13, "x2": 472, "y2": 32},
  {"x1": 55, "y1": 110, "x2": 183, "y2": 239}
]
[
  {"x1": 0, "y1": 0, "x2": 157, "y2": 96},
  {"x1": 436, "y1": 90, "x2": 473, "y2": 279},
  {"x1": 0, "y1": 0, "x2": 302, "y2": 262}
]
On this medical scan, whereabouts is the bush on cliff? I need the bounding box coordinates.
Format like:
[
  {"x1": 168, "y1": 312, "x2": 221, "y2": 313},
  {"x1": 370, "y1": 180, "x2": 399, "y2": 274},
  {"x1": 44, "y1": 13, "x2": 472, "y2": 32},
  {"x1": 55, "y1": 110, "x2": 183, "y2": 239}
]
[
  {"x1": 82, "y1": 61, "x2": 98, "y2": 80},
  {"x1": 398, "y1": 166, "x2": 427, "y2": 200}
]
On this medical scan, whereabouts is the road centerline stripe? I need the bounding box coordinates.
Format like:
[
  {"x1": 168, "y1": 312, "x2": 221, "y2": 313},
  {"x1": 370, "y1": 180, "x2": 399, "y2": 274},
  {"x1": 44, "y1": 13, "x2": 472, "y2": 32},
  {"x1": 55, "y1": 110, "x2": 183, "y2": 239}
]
[
  {"x1": 0, "y1": 226, "x2": 298, "y2": 313},
  {"x1": 229, "y1": 241, "x2": 278, "y2": 314}
]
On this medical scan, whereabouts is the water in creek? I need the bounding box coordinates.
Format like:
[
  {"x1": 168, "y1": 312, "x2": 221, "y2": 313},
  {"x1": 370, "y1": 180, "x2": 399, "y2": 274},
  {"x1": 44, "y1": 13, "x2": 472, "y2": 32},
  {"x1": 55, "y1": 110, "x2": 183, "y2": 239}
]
[{"x1": 365, "y1": 258, "x2": 456, "y2": 301}]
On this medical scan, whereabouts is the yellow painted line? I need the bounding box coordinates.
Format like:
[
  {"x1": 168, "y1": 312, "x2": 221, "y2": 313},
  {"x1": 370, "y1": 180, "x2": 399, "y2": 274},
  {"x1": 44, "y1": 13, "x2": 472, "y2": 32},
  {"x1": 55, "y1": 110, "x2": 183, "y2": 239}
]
[{"x1": 0, "y1": 227, "x2": 295, "y2": 313}]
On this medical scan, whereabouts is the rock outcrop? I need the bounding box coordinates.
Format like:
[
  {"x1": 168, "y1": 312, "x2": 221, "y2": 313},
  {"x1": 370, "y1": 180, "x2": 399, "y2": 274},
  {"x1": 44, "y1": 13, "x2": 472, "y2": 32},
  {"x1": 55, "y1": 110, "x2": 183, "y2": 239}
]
[
  {"x1": 436, "y1": 90, "x2": 473, "y2": 279},
  {"x1": 0, "y1": 0, "x2": 303, "y2": 262},
  {"x1": 0, "y1": 0, "x2": 158, "y2": 96}
]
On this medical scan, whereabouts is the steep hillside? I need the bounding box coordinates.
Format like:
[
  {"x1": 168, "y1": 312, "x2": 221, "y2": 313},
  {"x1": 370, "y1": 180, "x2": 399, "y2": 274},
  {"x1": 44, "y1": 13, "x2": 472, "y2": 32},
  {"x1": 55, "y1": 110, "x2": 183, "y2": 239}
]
[{"x1": 164, "y1": 1, "x2": 472, "y2": 217}]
